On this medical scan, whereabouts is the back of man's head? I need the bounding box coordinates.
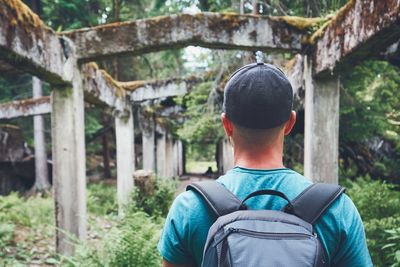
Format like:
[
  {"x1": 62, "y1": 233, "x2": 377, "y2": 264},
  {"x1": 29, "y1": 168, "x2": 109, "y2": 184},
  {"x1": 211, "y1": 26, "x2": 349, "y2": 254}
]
[{"x1": 222, "y1": 62, "x2": 294, "y2": 147}]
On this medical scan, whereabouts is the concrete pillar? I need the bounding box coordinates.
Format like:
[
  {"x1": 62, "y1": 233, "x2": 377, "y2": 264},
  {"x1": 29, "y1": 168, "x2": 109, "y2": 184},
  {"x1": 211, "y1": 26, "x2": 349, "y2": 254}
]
[
  {"x1": 177, "y1": 141, "x2": 184, "y2": 176},
  {"x1": 165, "y1": 135, "x2": 174, "y2": 178},
  {"x1": 33, "y1": 77, "x2": 50, "y2": 191},
  {"x1": 172, "y1": 140, "x2": 184, "y2": 177},
  {"x1": 156, "y1": 126, "x2": 167, "y2": 178},
  {"x1": 115, "y1": 106, "x2": 135, "y2": 214},
  {"x1": 304, "y1": 57, "x2": 340, "y2": 184},
  {"x1": 218, "y1": 138, "x2": 234, "y2": 174},
  {"x1": 51, "y1": 84, "x2": 86, "y2": 256},
  {"x1": 142, "y1": 115, "x2": 155, "y2": 172}
]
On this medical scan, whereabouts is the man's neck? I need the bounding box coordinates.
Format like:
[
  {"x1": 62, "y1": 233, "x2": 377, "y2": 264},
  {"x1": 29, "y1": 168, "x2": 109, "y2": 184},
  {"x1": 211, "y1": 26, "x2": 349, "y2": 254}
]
[{"x1": 233, "y1": 144, "x2": 284, "y2": 170}]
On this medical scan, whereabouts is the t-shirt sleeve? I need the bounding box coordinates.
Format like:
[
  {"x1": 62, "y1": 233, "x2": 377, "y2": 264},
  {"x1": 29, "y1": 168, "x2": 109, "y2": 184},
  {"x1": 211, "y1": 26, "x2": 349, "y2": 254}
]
[
  {"x1": 332, "y1": 194, "x2": 373, "y2": 267},
  {"x1": 158, "y1": 192, "x2": 195, "y2": 265}
]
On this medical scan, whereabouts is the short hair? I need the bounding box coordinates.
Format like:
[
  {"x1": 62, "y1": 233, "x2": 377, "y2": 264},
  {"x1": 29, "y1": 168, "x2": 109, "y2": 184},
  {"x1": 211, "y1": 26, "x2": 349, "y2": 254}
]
[{"x1": 232, "y1": 122, "x2": 284, "y2": 147}]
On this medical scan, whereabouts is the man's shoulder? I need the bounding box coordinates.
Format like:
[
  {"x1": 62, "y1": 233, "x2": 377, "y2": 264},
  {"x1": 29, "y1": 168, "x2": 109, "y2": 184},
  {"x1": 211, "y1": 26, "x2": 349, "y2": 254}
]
[{"x1": 170, "y1": 187, "x2": 214, "y2": 220}]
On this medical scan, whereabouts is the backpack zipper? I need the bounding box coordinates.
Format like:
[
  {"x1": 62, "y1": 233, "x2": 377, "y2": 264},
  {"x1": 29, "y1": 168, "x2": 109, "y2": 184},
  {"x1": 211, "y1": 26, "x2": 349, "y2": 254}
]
[{"x1": 214, "y1": 228, "x2": 314, "y2": 247}]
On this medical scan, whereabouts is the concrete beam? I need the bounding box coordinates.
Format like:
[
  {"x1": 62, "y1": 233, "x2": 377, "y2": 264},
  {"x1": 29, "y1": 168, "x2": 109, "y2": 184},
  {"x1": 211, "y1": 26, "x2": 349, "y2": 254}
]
[
  {"x1": 62, "y1": 13, "x2": 309, "y2": 61},
  {"x1": 121, "y1": 78, "x2": 192, "y2": 102},
  {"x1": 81, "y1": 63, "x2": 130, "y2": 115},
  {"x1": 304, "y1": 57, "x2": 339, "y2": 184},
  {"x1": 0, "y1": 97, "x2": 51, "y2": 119},
  {"x1": 313, "y1": 0, "x2": 400, "y2": 76},
  {"x1": 0, "y1": 0, "x2": 68, "y2": 85}
]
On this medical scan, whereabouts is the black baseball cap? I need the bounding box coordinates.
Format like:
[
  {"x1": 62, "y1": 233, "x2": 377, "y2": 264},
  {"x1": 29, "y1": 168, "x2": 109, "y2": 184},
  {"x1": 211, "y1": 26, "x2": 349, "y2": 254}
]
[{"x1": 222, "y1": 62, "x2": 293, "y2": 129}]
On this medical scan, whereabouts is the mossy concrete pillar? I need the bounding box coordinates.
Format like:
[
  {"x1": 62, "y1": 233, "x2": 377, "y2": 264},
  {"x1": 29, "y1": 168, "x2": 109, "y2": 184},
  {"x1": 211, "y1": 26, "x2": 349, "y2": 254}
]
[
  {"x1": 51, "y1": 83, "x2": 86, "y2": 256},
  {"x1": 33, "y1": 77, "x2": 50, "y2": 191},
  {"x1": 304, "y1": 57, "x2": 339, "y2": 184},
  {"x1": 142, "y1": 115, "x2": 156, "y2": 172},
  {"x1": 115, "y1": 106, "x2": 135, "y2": 214}
]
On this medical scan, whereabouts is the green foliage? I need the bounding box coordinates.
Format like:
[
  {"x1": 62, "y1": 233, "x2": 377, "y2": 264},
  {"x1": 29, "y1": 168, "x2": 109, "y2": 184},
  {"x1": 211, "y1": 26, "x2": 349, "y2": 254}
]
[
  {"x1": 343, "y1": 176, "x2": 400, "y2": 221},
  {"x1": 0, "y1": 193, "x2": 53, "y2": 227},
  {"x1": 344, "y1": 177, "x2": 400, "y2": 266},
  {"x1": 68, "y1": 211, "x2": 163, "y2": 267},
  {"x1": 384, "y1": 227, "x2": 400, "y2": 267},
  {"x1": 0, "y1": 193, "x2": 55, "y2": 265},
  {"x1": 87, "y1": 183, "x2": 117, "y2": 216},
  {"x1": 177, "y1": 82, "x2": 224, "y2": 145},
  {"x1": 130, "y1": 178, "x2": 177, "y2": 217},
  {"x1": 67, "y1": 179, "x2": 175, "y2": 266},
  {"x1": 105, "y1": 212, "x2": 163, "y2": 267},
  {"x1": 41, "y1": 0, "x2": 106, "y2": 30},
  {"x1": 0, "y1": 223, "x2": 15, "y2": 257},
  {"x1": 186, "y1": 142, "x2": 216, "y2": 162},
  {"x1": 341, "y1": 61, "x2": 400, "y2": 143}
]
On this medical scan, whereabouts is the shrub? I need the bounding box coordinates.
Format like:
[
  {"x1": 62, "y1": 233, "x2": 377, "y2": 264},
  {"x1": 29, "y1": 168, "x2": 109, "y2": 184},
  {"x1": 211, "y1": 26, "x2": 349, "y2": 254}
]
[
  {"x1": 344, "y1": 176, "x2": 400, "y2": 266},
  {"x1": 87, "y1": 183, "x2": 117, "y2": 216},
  {"x1": 343, "y1": 176, "x2": 400, "y2": 221},
  {"x1": 68, "y1": 213, "x2": 164, "y2": 267},
  {"x1": 106, "y1": 212, "x2": 163, "y2": 267},
  {"x1": 130, "y1": 178, "x2": 177, "y2": 217},
  {"x1": 0, "y1": 193, "x2": 53, "y2": 227},
  {"x1": 383, "y1": 227, "x2": 400, "y2": 267}
]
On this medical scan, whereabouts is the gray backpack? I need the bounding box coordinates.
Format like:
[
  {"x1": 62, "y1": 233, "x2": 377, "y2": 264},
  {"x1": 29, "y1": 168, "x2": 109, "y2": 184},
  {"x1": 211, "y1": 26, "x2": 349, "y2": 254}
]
[{"x1": 187, "y1": 181, "x2": 345, "y2": 267}]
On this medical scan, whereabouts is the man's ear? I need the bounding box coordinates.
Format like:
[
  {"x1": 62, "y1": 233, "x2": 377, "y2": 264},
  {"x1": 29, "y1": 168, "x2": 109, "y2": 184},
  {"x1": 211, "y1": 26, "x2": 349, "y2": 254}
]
[
  {"x1": 283, "y1": 111, "x2": 296, "y2": 136},
  {"x1": 221, "y1": 113, "x2": 233, "y2": 137}
]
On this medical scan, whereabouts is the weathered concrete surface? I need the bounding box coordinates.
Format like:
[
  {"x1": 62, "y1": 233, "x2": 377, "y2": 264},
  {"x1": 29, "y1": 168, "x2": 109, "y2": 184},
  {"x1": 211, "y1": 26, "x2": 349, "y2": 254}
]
[
  {"x1": 217, "y1": 138, "x2": 234, "y2": 174},
  {"x1": 115, "y1": 106, "x2": 135, "y2": 214},
  {"x1": 304, "y1": 57, "x2": 339, "y2": 184},
  {"x1": 32, "y1": 77, "x2": 50, "y2": 191},
  {"x1": 313, "y1": 0, "x2": 400, "y2": 76},
  {"x1": 284, "y1": 54, "x2": 304, "y2": 111},
  {"x1": 0, "y1": 97, "x2": 51, "y2": 119},
  {"x1": 122, "y1": 79, "x2": 189, "y2": 102},
  {"x1": 81, "y1": 63, "x2": 129, "y2": 115},
  {"x1": 51, "y1": 87, "x2": 86, "y2": 255},
  {"x1": 156, "y1": 125, "x2": 167, "y2": 178},
  {"x1": 142, "y1": 114, "x2": 156, "y2": 172},
  {"x1": 0, "y1": 0, "x2": 68, "y2": 85},
  {"x1": 51, "y1": 41, "x2": 87, "y2": 256},
  {"x1": 63, "y1": 13, "x2": 308, "y2": 61}
]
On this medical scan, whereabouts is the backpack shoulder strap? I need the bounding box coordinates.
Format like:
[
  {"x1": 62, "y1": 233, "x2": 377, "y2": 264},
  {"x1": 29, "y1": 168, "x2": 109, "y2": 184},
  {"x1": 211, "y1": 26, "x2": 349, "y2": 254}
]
[
  {"x1": 186, "y1": 181, "x2": 246, "y2": 217},
  {"x1": 284, "y1": 183, "x2": 345, "y2": 224}
]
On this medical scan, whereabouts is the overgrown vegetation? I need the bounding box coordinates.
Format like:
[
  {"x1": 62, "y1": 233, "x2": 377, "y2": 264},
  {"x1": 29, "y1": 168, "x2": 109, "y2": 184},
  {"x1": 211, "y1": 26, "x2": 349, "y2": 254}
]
[
  {"x1": 343, "y1": 177, "x2": 400, "y2": 267},
  {"x1": 0, "y1": 179, "x2": 176, "y2": 266}
]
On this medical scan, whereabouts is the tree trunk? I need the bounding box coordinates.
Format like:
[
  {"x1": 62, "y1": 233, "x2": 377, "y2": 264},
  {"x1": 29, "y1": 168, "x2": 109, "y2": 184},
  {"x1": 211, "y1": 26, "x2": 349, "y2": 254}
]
[
  {"x1": 198, "y1": 0, "x2": 209, "y2": 11},
  {"x1": 112, "y1": 0, "x2": 121, "y2": 23},
  {"x1": 304, "y1": 0, "x2": 321, "y2": 17}
]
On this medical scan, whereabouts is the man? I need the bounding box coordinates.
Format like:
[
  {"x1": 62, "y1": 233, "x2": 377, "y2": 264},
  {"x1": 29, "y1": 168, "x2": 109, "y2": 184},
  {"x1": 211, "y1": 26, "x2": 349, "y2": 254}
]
[{"x1": 158, "y1": 62, "x2": 372, "y2": 266}]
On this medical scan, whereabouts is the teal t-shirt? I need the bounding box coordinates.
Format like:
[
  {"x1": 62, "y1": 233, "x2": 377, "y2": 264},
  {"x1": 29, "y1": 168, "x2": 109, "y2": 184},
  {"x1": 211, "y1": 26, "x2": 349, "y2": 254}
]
[{"x1": 158, "y1": 167, "x2": 372, "y2": 266}]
